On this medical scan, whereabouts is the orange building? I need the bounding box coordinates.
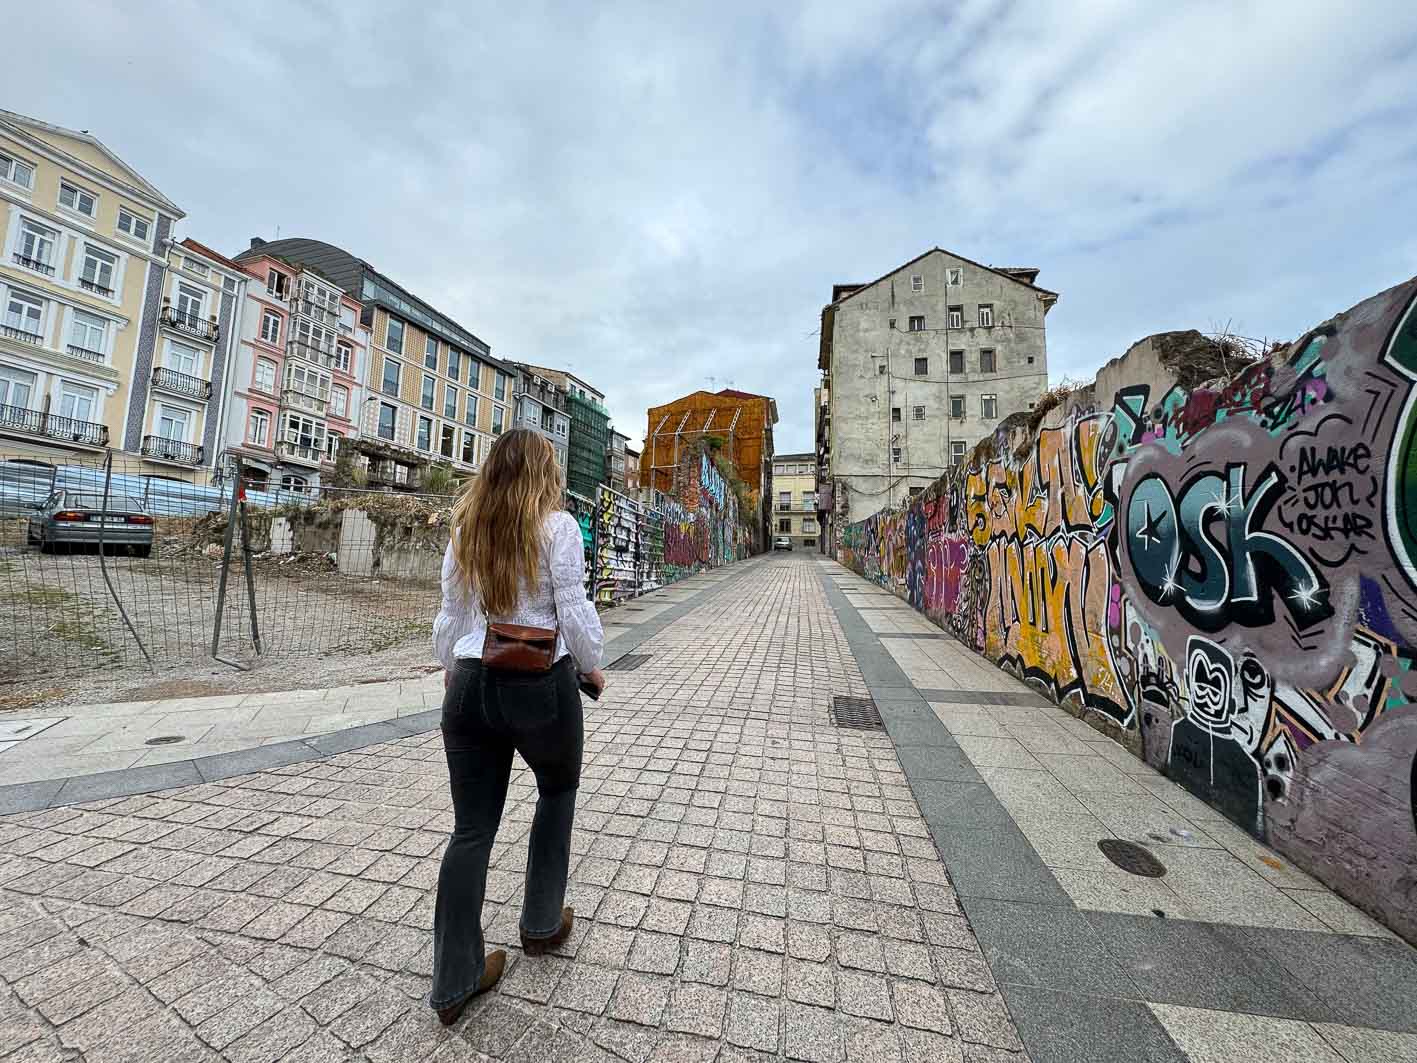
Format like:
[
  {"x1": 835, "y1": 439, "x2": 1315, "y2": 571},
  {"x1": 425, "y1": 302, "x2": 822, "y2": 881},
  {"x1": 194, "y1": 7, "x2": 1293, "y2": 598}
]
[{"x1": 641, "y1": 388, "x2": 777, "y2": 545}]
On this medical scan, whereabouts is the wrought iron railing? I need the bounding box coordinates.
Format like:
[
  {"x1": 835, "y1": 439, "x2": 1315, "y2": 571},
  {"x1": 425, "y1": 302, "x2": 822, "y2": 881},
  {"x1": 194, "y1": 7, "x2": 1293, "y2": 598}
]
[
  {"x1": 79, "y1": 277, "x2": 115, "y2": 298},
  {"x1": 0, "y1": 404, "x2": 109, "y2": 446},
  {"x1": 151, "y1": 366, "x2": 213, "y2": 400},
  {"x1": 160, "y1": 307, "x2": 219, "y2": 341},
  {"x1": 141, "y1": 435, "x2": 204, "y2": 465},
  {"x1": 11, "y1": 253, "x2": 54, "y2": 277}
]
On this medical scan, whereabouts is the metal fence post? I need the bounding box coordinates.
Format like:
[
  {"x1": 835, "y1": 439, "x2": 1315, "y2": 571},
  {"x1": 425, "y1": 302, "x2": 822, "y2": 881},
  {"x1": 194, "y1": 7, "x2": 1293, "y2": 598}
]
[
  {"x1": 211, "y1": 460, "x2": 242, "y2": 659},
  {"x1": 238, "y1": 488, "x2": 263, "y2": 656}
]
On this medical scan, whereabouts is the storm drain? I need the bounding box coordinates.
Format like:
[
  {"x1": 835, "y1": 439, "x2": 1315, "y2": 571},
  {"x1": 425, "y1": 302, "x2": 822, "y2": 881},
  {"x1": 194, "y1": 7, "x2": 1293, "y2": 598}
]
[
  {"x1": 1098, "y1": 839, "x2": 1167, "y2": 878},
  {"x1": 144, "y1": 735, "x2": 186, "y2": 746},
  {"x1": 830, "y1": 696, "x2": 885, "y2": 731},
  {"x1": 607, "y1": 654, "x2": 652, "y2": 672}
]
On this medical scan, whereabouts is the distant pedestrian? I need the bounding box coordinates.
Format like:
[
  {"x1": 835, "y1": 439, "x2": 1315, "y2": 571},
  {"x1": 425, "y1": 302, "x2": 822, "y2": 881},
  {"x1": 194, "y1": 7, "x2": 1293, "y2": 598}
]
[{"x1": 429, "y1": 428, "x2": 606, "y2": 1026}]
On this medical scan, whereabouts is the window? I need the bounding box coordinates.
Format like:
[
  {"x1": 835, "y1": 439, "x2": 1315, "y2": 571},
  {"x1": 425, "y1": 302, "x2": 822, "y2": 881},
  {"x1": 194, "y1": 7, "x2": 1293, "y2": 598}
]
[
  {"x1": 948, "y1": 305, "x2": 963, "y2": 329},
  {"x1": 912, "y1": 405, "x2": 925, "y2": 421},
  {"x1": 421, "y1": 374, "x2": 436, "y2": 410},
  {"x1": 331, "y1": 385, "x2": 349, "y2": 418},
  {"x1": 445, "y1": 385, "x2": 459, "y2": 420},
  {"x1": 280, "y1": 475, "x2": 308, "y2": 493},
  {"x1": 1027, "y1": 355, "x2": 1036, "y2": 365},
  {"x1": 248, "y1": 409, "x2": 270, "y2": 446},
  {"x1": 59, "y1": 181, "x2": 96, "y2": 217},
  {"x1": 416, "y1": 415, "x2": 432, "y2": 451},
  {"x1": 18, "y1": 219, "x2": 57, "y2": 270},
  {"x1": 4, "y1": 290, "x2": 44, "y2": 337},
  {"x1": 878, "y1": 364, "x2": 887, "y2": 375},
  {"x1": 779, "y1": 518, "x2": 792, "y2": 533},
  {"x1": 0, "y1": 364, "x2": 37, "y2": 408},
  {"x1": 888, "y1": 318, "x2": 895, "y2": 330},
  {"x1": 802, "y1": 491, "x2": 815, "y2": 508},
  {"x1": 448, "y1": 348, "x2": 461, "y2": 381},
  {"x1": 947, "y1": 267, "x2": 963, "y2": 285},
  {"x1": 908, "y1": 316, "x2": 925, "y2": 332},
  {"x1": 951, "y1": 441, "x2": 967, "y2": 466},
  {"x1": 59, "y1": 382, "x2": 98, "y2": 423},
  {"x1": 165, "y1": 341, "x2": 201, "y2": 376},
  {"x1": 465, "y1": 394, "x2": 478, "y2": 426},
  {"x1": 425, "y1": 335, "x2": 439, "y2": 370},
  {"x1": 949, "y1": 350, "x2": 965, "y2": 374},
  {"x1": 441, "y1": 423, "x2": 456, "y2": 459},
  {"x1": 117, "y1": 208, "x2": 150, "y2": 241},
  {"x1": 254, "y1": 358, "x2": 276, "y2": 393},
  {"x1": 0, "y1": 152, "x2": 34, "y2": 190},
  {"x1": 260, "y1": 310, "x2": 281, "y2": 344},
  {"x1": 267, "y1": 269, "x2": 289, "y2": 299},
  {"x1": 980, "y1": 349, "x2": 996, "y2": 373},
  {"x1": 913, "y1": 357, "x2": 928, "y2": 376},
  {"x1": 224, "y1": 277, "x2": 237, "y2": 293},
  {"x1": 334, "y1": 341, "x2": 352, "y2": 372},
  {"x1": 495, "y1": 372, "x2": 507, "y2": 401},
  {"x1": 910, "y1": 274, "x2": 923, "y2": 292},
  {"x1": 69, "y1": 310, "x2": 107, "y2": 354},
  {"x1": 378, "y1": 402, "x2": 397, "y2": 440},
  {"x1": 175, "y1": 282, "x2": 205, "y2": 322},
  {"x1": 982, "y1": 394, "x2": 998, "y2": 420},
  {"x1": 978, "y1": 304, "x2": 994, "y2": 327},
  {"x1": 382, "y1": 357, "x2": 401, "y2": 397},
  {"x1": 284, "y1": 362, "x2": 330, "y2": 401},
  {"x1": 326, "y1": 431, "x2": 342, "y2": 461},
  {"x1": 802, "y1": 519, "x2": 817, "y2": 533},
  {"x1": 156, "y1": 404, "x2": 190, "y2": 441},
  {"x1": 891, "y1": 407, "x2": 901, "y2": 423},
  {"x1": 182, "y1": 257, "x2": 209, "y2": 278},
  {"x1": 950, "y1": 395, "x2": 965, "y2": 418},
  {"x1": 778, "y1": 491, "x2": 791, "y2": 510},
  {"x1": 386, "y1": 317, "x2": 405, "y2": 354},
  {"x1": 462, "y1": 431, "x2": 477, "y2": 465},
  {"x1": 282, "y1": 412, "x2": 325, "y2": 452},
  {"x1": 492, "y1": 406, "x2": 504, "y2": 434},
  {"x1": 892, "y1": 447, "x2": 902, "y2": 463}
]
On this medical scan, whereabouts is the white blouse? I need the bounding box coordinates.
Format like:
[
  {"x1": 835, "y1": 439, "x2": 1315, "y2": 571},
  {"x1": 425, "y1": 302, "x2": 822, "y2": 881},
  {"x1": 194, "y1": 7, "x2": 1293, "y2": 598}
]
[{"x1": 432, "y1": 510, "x2": 604, "y2": 674}]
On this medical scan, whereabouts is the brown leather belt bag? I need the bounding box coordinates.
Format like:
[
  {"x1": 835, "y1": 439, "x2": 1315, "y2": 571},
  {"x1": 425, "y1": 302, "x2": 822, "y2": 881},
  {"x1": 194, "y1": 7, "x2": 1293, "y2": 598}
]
[{"x1": 483, "y1": 623, "x2": 558, "y2": 673}]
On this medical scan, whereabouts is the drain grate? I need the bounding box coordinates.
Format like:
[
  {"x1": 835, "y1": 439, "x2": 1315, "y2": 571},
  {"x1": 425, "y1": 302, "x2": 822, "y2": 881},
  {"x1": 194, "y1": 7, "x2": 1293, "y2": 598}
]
[
  {"x1": 1098, "y1": 839, "x2": 1167, "y2": 878},
  {"x1": 145, "y1": 735, "x2": 186, "y2": 746},
  {"x1": 607, "y1": 654, "x2": 652, "y2": 672},
  {"x1": 830, "y1": 696, "x2": 885, "y2": 731}
]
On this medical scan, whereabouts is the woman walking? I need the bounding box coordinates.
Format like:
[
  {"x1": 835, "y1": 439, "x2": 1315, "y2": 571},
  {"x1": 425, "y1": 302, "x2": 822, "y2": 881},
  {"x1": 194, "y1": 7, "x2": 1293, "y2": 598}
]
[{"x1": 429, "y1": 429, "x2": 606, "y2": 1025}]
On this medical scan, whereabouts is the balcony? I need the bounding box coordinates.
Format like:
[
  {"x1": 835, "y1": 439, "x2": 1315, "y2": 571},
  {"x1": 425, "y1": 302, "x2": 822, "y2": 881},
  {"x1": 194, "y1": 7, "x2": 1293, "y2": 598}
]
[
  {"x1": 65, "y1": 344, "x2": 105, "y2": 364},
  {"x1": 281, "y1": 387, "x2": 328, "y2": 415},
  {"x1": 0, "y1": 404, "x2": 108, "y2": 448},
  {"x1": 11, "y1": 253, "x2": 55, "y2": 277},
  {"x1": 141, "y1": 435, "x2": 204, "y2": 465},
  {"x1": 276, "y1": 440, "x2": 324, "y2": 468},
  {"x1": 287, "y1": 338, "x2": 333, "y2": 368},
  {"x1": 151, "y1": 366, "x2": 213, "y2": 400},
  {"x1": 160, "y1": 307, "x2": 219, "y2": 342},
  {"x1": 291, "y1": 298, "x2": 338, "y2": 328},
  {"x1": 78, "y1": 277, "x2": 115, "y2": 298},
  {"x1": 1, "y1": 324, "x2": 44, "y2": 347}
]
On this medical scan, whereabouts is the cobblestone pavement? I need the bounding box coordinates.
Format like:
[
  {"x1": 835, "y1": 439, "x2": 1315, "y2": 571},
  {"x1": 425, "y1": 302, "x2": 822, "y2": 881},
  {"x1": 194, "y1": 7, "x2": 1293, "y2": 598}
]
[{"x1": 0, "y1": 557, "x2": 1021, "y2": 1063}]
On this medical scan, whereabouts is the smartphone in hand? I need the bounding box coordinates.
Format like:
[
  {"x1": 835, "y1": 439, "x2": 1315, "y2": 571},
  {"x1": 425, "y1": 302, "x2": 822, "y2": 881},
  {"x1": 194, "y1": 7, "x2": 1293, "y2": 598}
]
[{"x1": 578, "y1": 674, "x2": 601, "y2": 701}]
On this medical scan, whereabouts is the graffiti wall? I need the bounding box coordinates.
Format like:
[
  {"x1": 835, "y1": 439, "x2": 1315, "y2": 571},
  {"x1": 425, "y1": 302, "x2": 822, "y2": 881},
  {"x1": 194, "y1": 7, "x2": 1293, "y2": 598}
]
[{"x1": 840, "y1": 278, "x2": 1417, "y2": 941}]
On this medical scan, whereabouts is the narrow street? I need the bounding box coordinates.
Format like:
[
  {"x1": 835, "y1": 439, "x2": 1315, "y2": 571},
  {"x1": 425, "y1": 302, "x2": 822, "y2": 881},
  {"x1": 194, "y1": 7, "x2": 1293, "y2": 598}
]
[{"x1": 1, "y1": 556, "x2": 1415, "y2": 1062}]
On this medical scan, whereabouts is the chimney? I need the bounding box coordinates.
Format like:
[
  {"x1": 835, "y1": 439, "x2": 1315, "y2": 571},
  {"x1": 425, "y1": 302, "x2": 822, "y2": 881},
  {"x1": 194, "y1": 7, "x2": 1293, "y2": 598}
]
[{"x1": 249, "y1": 237, "x2": 266, "y2": 250}]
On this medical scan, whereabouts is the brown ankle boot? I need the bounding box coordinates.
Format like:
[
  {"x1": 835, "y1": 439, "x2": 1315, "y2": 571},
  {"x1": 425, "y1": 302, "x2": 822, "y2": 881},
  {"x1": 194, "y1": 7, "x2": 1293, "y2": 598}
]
[
  {"x1": 436, "y1": 949, "x2": 507, "y2": 1026},
  {"x1": 520, "y1": 907, "x2": 574, "y2": 956}
]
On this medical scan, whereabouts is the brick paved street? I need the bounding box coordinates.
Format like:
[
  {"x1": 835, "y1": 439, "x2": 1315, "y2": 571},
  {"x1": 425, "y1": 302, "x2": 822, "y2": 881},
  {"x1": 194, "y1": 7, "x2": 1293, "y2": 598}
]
[{"x1": 0, "y1": 558, "x2": 1020, "y2": 1063}]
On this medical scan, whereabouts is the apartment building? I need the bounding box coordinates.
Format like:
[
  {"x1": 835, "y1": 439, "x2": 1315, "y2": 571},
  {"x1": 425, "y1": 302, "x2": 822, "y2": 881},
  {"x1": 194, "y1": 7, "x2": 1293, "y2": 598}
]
[
  {"x1": 771, "y1": 451, "x2": 820, "y2": 550},
  {"x1": 219, "y1": 250, "x2": 367, "y2": 490},
  {"x1": 624, "y1": 444, "x2": 640, "y2": 493},
  {"x1": 607, "y1": 428, "x2": 630, "y2": 494},
  {"x1": 235, "y1": 238, "x2": 511, "y2": 490},
  {"x1": 509, "y1": 363, "x2": 570, "y2": 471},
  {"x1": 817, "y1": 247, "x2": 1057, "y2": 525},
  {"x1": 0, "y1": 110, "x2": 183, "y2": 465},
  {"x1": 519, "y1": 365, "x2": 608, "y2": 498}
]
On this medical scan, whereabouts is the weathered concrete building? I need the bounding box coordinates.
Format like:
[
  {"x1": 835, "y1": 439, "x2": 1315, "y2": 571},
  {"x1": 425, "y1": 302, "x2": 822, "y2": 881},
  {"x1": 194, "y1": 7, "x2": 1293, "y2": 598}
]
[{"x1": 817, "y1": 248, "x2": 1057, "y2": 529}]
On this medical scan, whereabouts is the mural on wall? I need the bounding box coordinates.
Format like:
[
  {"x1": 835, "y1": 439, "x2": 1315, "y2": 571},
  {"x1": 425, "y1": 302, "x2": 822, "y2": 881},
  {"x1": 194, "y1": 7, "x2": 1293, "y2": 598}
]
[{"x1": 840, "y1": 278, "x2": 1417, "y2": 941}]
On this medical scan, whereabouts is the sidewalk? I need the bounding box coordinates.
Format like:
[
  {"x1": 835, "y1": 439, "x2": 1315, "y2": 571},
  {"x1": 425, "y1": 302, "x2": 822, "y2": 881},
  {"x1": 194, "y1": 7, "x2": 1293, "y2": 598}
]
[{"x1": 0, "y1": 556, "x2": 1413, "y2": 1062}]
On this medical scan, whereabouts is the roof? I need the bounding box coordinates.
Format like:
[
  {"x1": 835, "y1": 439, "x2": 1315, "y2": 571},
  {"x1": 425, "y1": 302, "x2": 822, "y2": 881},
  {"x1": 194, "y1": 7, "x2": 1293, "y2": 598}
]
[
  {"x1": 0, "y1": 109, "x2": 183, "y2": 216},
  {"x1": 827, "y1": 247, "x2": 1058, "y2": 308},
  {"x1": 648, "y1": 389, "x2": 779, "y2": 426},
  {"x1": 773, "y1": 452, "x2": 815, "y2": 462},
  {"x1": 235, "y1": 237, "x2": 502, "y2": 366},
  {"x1": 178, "y1": 238, "x2": 249, "y2": 277},
  {"x1": 519, "y1": 363, "x2": 603, "y2": 398}
]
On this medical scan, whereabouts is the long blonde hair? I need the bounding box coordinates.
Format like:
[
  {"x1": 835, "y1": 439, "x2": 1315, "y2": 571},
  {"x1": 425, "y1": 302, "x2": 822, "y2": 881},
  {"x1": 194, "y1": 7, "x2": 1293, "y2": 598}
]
[{"x1": 452, "y1": 428, "x2": 564, "y2": 616}]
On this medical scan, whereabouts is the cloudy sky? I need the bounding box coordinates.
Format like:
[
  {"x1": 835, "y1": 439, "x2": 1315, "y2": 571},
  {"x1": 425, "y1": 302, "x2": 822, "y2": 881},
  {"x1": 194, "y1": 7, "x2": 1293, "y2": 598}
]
[{"x1": 8, "y1": 1, "x2": 1417, "y2": 451}]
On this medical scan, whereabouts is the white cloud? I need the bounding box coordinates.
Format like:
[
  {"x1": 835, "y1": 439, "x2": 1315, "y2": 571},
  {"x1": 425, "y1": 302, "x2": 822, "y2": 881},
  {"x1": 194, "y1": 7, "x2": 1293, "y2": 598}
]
[{"x1": 5, "y1": 0, "x2": 1415, "y2": 453}]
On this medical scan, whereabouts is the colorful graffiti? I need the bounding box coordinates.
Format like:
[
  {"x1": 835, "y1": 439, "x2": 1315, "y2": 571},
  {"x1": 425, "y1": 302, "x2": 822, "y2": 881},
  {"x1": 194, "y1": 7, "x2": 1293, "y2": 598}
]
[{"x1": 840, "y1": 278, "x2": 1417, "y2": 942}]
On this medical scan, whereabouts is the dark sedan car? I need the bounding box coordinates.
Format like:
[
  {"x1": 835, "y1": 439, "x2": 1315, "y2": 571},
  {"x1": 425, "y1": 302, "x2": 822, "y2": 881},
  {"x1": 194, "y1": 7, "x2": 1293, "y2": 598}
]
[{"x1": 26, "y1": 491, "x2": 154, "y2": 556}]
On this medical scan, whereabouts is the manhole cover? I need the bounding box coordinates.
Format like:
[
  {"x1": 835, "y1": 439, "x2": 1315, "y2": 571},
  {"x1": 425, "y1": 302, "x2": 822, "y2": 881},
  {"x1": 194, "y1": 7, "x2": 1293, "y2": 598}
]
[
  {"x1": 607, "y1": 654, "x2": 651, "y2": 672},
  {"x1": 830, "y1": 696, "x2": 885, "y2": 731},
  {"x1": 144, "y1": 735, "x2": 187, "y2": 746},
  {"x1": 1098, "y1": 839, "x2": 1166, "y2": 878}
]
